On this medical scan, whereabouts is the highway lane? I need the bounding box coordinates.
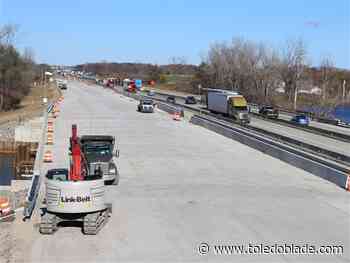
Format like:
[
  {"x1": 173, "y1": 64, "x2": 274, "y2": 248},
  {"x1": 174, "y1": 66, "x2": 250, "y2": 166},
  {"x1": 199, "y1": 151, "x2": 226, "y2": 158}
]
[
  {"x1": 147, "y1": 92, "x2": 350, "y2": 158},
  {"x1": 149, "y1": 89, "x2": 350, "y2": 136},
  {"x1": 278, "y1": 112, "x2": 350, "y2": 136},
  {"x1": 20, "y1": 81, "x2": 350, "y2": 262},
  {"x1": 250, "y1": 118, "x2": 350, "y2": 157}
]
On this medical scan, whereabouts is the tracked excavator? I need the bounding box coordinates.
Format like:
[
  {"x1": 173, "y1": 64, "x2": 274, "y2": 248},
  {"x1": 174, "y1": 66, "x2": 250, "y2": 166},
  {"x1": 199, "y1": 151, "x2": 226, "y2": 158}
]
[{"x1": 40, "y1": 124, "x2": 111, "y2": 235}]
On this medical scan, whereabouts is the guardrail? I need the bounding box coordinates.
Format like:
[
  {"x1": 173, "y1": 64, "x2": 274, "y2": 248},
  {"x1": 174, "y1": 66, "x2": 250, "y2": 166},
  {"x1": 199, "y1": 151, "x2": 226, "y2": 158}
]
[
  {"x1": 109, "y1": 84, "x2": 349, "y2": 162},
  {"x1": 151, "y1": 90, "x2": 350, "y2": 141},
  {"x1": 248, "y1": 111, "x2": 350, "y2": 143},
  {"x1": 144, "y1": 93, "x2": 350, "y2": 167},
  {"x1": 23, "y1": 103, "x2": 53, "y2": 220},
  {"x1": 190, "y1": 114, "x2": 350, "y2": 190},
  {"x1": 149, "y1": 90, "x2": 350, "y2": 128}
]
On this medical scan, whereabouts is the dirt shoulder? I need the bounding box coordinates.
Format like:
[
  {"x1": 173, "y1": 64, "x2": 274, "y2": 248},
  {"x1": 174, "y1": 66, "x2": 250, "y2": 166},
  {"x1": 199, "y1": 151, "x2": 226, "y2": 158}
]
[{"x1": 0, "y1": 83, "x2": 61, "y2": 126}]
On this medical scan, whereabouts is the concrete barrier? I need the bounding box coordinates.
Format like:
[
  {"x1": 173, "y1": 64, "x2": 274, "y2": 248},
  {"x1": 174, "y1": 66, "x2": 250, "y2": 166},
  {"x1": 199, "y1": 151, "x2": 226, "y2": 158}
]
[
  {"x1": 156, "y1": 102, "x2": 184, "y2": 117},
  {"x1": 190, "y1": 115, "x2": 349, "y2": 190},
  {"x1": 112, "y1": 87, "x2": 185, "y2": 117},
  {"x1": 23, "y1": 103, "x2": 52, "y2": 219}
]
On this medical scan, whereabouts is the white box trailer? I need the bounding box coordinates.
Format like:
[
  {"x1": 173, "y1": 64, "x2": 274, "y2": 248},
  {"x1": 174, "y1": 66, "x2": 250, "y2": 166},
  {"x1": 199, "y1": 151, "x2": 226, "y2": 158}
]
[{"x1": 207, "y1": 89, "x2": 250, "y2": 124}]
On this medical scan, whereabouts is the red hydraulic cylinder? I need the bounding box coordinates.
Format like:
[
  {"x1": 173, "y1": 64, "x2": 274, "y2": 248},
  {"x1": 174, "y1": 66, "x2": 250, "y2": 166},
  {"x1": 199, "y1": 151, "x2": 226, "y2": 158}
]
[{"x1": 69, "y1": 124, "x2": 85, "y2": 181}]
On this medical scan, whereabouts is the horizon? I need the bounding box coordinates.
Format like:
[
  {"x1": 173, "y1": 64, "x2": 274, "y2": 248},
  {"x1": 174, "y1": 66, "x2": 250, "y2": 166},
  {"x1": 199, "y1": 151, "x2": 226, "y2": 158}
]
[{"x1": 1, "y1": 0, "x2": 349, "y2": 68}]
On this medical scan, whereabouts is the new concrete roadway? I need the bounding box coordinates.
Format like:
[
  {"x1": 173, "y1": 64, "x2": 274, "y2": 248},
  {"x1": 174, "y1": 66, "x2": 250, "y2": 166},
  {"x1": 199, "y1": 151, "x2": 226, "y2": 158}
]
[{"x1": 12, "y1": 81, "x2": 350, "y2": 262}]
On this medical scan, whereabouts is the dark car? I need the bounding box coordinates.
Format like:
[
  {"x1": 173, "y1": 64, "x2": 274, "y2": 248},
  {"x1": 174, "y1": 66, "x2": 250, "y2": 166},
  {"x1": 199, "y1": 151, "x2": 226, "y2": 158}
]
[
  {"x1": 259, "y1": 106, "x2": 279, "y2": 119},
  {"x1": 166, "y1": 95, "x2": 176, "y2": 104},
  {"x1": 185, "y1": 96, "x2": 197, "y2": 104},
  {"x1": 291, "y1": 115, "x2": 310, "y2": 126}
]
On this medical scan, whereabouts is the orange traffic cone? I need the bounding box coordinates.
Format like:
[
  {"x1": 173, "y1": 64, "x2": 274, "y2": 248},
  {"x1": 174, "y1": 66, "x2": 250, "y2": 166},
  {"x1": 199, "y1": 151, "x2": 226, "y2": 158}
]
[
  {"x1": 173, "y1": 112, "x2": 181, "y2": 121},
  {"x1": 47, "y1": 133, "x2": 53, "y2": 145},
  {"x1": 43, "y1": 150, "x2": 53, "y2": 162},
  {"x1": 0, "y1": 196, "x2": 11, "y2": 215},
  {"x1": 47, "y1": 121, "x2": 54, "y2": 132}
]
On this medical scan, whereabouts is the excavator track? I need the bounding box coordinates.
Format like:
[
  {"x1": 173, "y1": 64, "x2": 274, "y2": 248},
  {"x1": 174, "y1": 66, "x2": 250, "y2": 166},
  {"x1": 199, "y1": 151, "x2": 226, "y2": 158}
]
[
  {"x1": 40, "y1": 213, "x2": 58, "y2": 235},
  {"x1": 83, "y1": 210, "x2": 109, "y2": 235}
]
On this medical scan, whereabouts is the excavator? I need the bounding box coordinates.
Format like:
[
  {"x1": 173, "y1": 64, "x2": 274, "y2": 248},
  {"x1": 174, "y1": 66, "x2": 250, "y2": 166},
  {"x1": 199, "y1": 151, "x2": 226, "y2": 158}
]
[{"x1": 40, "y1": 124, "x2": 111, "y2": 235}]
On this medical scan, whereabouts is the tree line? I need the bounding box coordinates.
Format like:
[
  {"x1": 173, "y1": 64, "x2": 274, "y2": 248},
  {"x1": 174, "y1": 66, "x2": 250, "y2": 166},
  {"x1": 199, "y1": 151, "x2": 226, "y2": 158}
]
[
  {"x1": 194, "y1": 37, "x2": 350, "y2": 109},
  {"x1": 0, "y1": 25, "x2": 41, "y2": 111}
]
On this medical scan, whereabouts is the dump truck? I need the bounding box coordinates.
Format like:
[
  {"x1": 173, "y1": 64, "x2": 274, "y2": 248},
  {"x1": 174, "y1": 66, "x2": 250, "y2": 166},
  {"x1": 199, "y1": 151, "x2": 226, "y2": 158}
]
[
  {"x1": 80, "y1": 135, "x2": 119, "y2": 185},
  {"x1": 57, "y1": 79, "x2": 68, "y2": 90},
  {"x1": 40, "y1": 125, "x2": 111, "y2": 235},
  {"x1": 206, "y1": 89, "x2": 250, "y2": 124}
]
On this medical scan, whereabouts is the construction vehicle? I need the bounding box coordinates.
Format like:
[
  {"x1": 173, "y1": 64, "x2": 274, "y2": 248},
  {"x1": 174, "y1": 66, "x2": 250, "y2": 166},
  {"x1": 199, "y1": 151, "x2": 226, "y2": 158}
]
[
  {"x1": 206, "y1": 89, "x2": 250, "y2": 124},
  {"x1": 40, "y1": 125, "x2": 111, "y2": 235},
  {"x1": 137, "y1": 98, "x2": 155, "y2": 113},
  {"x1": 57, "y1": 79, "x2": 68, "y2": 90},
  {"x1": 80, "y1": 135, "x2": 119, "y2": 185}
]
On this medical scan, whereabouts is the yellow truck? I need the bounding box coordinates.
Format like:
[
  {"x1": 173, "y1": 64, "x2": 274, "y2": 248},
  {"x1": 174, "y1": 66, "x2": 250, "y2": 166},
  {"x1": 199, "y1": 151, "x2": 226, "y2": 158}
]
[{"x1": 206, "y1": 89, "x2": 250, "y2": 124}]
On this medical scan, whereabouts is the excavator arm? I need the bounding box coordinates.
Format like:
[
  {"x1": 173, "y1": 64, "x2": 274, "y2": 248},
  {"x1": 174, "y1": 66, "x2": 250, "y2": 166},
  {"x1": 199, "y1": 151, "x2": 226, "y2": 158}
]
[{"x1": 69, "y1": 124, "x2": 87, "y2": 181}]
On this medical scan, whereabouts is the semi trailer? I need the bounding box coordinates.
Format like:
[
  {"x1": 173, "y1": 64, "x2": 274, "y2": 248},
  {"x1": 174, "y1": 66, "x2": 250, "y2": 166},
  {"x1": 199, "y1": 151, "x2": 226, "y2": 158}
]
[{"x1": 206, "y1": 89, "x2": 250, "y2": 124}]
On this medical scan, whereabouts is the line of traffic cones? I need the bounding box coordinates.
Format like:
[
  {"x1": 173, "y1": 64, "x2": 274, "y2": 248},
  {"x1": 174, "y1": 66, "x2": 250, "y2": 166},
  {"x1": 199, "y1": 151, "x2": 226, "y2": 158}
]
[{"x1": 43, "y1": 96, "x2": 63, "y2": 163}]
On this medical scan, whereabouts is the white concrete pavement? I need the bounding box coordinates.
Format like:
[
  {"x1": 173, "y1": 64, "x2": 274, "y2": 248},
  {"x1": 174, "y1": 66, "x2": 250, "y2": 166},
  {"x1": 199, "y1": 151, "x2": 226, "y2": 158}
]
[{"x1": 21, "y1": 81, "x2": 350, "y2": 262}]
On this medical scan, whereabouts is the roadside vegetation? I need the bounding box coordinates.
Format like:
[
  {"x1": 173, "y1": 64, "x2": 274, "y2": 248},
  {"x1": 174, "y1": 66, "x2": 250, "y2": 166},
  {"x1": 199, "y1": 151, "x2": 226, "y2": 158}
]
[{"x1": 0, "y1": 25, "x2": 59, "y2": 123}]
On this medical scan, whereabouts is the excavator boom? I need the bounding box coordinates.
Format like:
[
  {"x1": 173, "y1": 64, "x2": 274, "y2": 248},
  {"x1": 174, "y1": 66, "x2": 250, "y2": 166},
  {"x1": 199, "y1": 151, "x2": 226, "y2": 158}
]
[{"x1": 69, "y1": 124, "x2": 86, "y2": 181}]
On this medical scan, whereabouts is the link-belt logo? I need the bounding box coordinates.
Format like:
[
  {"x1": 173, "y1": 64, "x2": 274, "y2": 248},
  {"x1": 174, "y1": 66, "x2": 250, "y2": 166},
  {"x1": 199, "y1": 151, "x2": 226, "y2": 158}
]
[{"x1": 60, "y1": 196, "x2": 91, "y2": 203}]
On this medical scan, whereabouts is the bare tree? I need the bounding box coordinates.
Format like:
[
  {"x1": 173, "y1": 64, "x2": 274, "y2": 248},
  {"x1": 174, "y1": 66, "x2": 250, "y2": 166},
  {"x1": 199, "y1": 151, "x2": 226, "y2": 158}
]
[
  {"x1": 0, "y1": 24, "x2": 35, "y2": 111},
  {"x1": 319, "y1": 55, "x2": 334, "y2": 101},
  {"x1": 279, "y1": 38, "x2": 308, "y2": 109},
  {"x1": 169, "y1": 56, "x2": 187, "y2": 65},
  {"x1": 0, "y1": 24, "x2": 17, "y2": 45}
]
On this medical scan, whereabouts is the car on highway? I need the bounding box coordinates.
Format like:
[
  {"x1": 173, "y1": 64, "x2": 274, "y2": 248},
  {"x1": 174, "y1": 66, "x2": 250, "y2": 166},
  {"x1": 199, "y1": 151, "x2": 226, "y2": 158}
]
[
  {"x1": 147, "y1": 90, "x2": 155, "y2": 96},
  {"x1": 166, "y1": 95, "x2": 176, "y2": 104},
  {"x1": 291, "y1": 114, "x2": 310, "y2": 126},
  {"x1": 57, "y1": 80, "x2": 68, "y2": 90},
  {"x1": 185, "y1": 96, "x2": 197, "y2": 104},
  {"x1": 138, "y1": 99, "x2": 155, "y2": 113},
  {"x1": 259, "y1": 106, "x2": 279, "y2": 119}
]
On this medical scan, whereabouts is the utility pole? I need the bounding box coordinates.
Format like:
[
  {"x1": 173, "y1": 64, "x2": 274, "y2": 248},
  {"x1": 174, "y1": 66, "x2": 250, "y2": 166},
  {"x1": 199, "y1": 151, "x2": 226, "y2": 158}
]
[{"x1": 342, "y1": 80, "x2": 346, "y2": 102}]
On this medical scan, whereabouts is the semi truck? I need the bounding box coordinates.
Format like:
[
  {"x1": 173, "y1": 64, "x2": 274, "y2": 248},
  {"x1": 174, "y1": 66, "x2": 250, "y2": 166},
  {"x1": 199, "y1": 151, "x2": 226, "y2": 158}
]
[{"x1": 206, "y1": 89, "x2": 250, "y2": 124}]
